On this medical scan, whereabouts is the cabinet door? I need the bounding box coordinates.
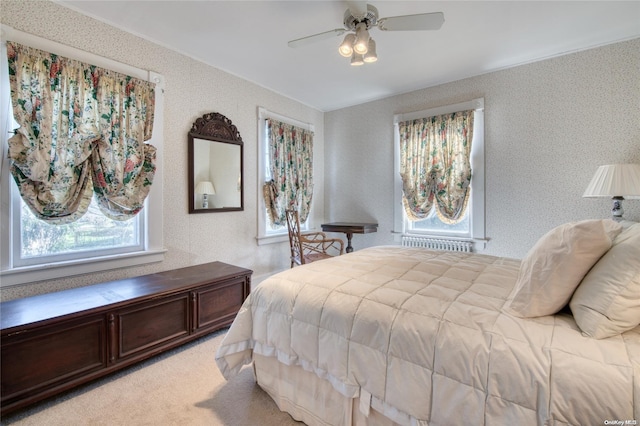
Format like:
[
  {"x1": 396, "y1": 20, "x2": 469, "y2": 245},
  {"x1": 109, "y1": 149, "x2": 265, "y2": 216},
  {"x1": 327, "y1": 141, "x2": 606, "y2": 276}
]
[
  {"x1": 1, "y1": 315, "x2": 107, "y2": 409},
  {"x1": 114, "y1": 294, "x2": 190, "y2": 362},
  {"x1": 193, "y1": 276, "x2": 248, "y2": 334}
]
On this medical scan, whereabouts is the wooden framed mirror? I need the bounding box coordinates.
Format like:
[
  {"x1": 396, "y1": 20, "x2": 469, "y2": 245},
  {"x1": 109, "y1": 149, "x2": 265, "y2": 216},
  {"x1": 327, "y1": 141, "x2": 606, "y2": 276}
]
[{"x1": 188, "y1": 112, "x2": 244, "y2": 213}]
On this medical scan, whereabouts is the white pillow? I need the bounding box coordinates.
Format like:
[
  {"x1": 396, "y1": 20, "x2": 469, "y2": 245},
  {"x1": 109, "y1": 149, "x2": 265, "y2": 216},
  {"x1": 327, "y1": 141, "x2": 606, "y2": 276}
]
[
  {"x1": 570, "y1": 222, "x2": 640, "y2": 338},
  {"x1": 503, "y1": 219, "x2": 623, "y2": 318}
]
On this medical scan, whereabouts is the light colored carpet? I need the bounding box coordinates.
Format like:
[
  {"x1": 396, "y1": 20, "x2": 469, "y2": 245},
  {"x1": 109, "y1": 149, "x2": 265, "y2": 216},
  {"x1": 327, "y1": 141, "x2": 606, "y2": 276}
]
[{"x1": 1, "y1": 328, "x2": 302, "y2": 426}]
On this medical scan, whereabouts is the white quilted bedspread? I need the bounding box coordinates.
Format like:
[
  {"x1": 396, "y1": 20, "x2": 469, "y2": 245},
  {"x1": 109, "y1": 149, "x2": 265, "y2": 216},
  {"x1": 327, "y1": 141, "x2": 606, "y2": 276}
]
[{"x1": 216, "y1": 246, "x2": 640, "y2": 425}]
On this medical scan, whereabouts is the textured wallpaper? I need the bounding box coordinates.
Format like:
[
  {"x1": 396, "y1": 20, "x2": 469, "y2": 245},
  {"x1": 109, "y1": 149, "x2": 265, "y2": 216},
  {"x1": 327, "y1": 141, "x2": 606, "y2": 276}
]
[{"x1": 325, "y1": 38, "x2": 640, "y2": 258}]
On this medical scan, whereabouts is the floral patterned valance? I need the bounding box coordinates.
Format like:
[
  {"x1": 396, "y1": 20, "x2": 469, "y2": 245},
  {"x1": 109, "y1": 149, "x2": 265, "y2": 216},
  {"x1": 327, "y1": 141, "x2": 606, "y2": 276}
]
[
  {"x1": 398, "y1": 110, "x2": 474, "y2": 224},
  {"x1": 6, "y1": 41, "x2": 156, "y2": 224},
  {"x1": 263, "y1": 118, "x2": 314, "y2": 227}
]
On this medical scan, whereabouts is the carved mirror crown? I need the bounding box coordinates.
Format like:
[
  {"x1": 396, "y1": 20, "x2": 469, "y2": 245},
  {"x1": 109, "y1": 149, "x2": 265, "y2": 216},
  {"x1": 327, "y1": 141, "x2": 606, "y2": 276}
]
[{"x1": 191, "y1": 112, "x2": 242, "y2": 142}]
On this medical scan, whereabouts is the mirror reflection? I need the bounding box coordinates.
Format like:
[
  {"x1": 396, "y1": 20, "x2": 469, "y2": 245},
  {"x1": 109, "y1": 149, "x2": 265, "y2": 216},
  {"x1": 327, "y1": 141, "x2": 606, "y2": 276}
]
[
  {"x1": 188, "y1": 112, "x2": 244, "y2": 213},
  {"x1": 193, "y1": 138, "x2": 241, "y2": 210}
]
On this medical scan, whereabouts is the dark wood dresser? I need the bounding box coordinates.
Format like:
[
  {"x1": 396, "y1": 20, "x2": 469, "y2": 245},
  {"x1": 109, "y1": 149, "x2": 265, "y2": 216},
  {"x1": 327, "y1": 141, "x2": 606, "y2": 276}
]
[{"x1": 0, "y1": 261, "x2": 252, "y2": 415}]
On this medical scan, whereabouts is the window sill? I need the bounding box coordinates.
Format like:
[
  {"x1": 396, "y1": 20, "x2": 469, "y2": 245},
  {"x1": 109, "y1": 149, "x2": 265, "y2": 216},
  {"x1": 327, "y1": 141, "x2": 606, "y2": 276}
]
[
  {"x1": 256, "y1": 233, "x2": 289, "y2": 246},
  {"x1": 0, "y1": 249, "x2": 167, "y2": 287},
  {"x1": 256, "y1": 225, "x2": 321, "y2": 246}
]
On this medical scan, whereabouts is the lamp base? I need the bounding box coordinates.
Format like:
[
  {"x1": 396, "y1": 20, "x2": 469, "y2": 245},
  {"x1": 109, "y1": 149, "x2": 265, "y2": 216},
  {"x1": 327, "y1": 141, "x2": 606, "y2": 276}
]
[
  {"x1": 202, "y1": 194, "x2": 209, "y2": 209},
  {"x1": 611, "y1": 196, "x2": 624, "y2": 222}
]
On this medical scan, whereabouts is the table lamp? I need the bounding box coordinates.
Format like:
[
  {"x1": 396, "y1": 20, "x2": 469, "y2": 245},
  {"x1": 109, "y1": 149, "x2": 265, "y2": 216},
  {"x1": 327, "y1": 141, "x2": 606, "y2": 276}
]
[
  {"x1": 195, "y1": 181, "x2": 216, "y2": 209},
  {"x1": 583, "y1": 163, "x2": 640, "y2": 221}
]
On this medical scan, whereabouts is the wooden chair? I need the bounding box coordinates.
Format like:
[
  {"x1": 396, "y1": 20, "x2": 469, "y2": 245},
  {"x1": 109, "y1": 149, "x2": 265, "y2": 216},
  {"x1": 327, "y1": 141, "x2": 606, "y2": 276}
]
[{"x1": 285, "y1": 209, "x2": 344, "y2": 268}]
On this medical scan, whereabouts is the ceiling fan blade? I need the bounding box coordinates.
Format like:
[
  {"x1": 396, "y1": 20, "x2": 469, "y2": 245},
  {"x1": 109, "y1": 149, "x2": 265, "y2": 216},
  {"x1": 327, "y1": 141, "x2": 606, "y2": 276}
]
[
  {"x1": 377, "y1": 12, "x2": 444, "y2": 31},
  {"x1": 346, "y1": 1, "x2": 369, "y2": 20},
  {"x1": 288, "y1": 28, "x2": 346, "y2": 48}
]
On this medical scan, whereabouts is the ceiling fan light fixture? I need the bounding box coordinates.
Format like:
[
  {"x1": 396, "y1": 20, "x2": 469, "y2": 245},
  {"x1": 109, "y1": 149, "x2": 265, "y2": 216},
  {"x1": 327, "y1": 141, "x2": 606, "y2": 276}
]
[
  {"x1": 289, "y1": 3, "x2": 445, "y2": 68},
  {"x1": 350, "y1": 52, "x2": 364, "y2": 66},
  {"x1": 338, "y1": 33, "x2": 355, "y2": 57},
  {"x1": 363, "y1": 39, "x2": 377, "y2": 63},
  {"x1": 353, "y1": 22, "x2": 369, "y2": 55}
]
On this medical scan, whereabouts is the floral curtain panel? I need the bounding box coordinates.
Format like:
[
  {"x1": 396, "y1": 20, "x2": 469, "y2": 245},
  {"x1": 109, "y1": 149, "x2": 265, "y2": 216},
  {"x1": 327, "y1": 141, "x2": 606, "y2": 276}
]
[
  {"x1": 263, "y1": 118, "x2": 313, "y2": 227},
  {"x1": 6, "y1": 41, "x2": 156, "y2": 224},
  {"x1": 398, "y1": 110, "x2": 474, "y2": 224}
]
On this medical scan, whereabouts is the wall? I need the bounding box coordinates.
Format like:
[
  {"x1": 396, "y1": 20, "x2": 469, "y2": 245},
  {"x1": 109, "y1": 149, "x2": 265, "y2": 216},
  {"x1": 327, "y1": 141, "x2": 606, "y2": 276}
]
[
  {"x1": 1, "y1": 0, "x2": 324, "y2": 300},
  {"x1": 325, "y1": 38, "x2": 640, "y2": 259}
]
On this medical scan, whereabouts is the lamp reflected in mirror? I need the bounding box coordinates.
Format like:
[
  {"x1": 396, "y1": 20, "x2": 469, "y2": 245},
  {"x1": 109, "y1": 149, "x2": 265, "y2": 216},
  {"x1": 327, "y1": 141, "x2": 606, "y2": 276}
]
[{"x1": 195, "y1": 181, "x2": 216, "y2": 209}]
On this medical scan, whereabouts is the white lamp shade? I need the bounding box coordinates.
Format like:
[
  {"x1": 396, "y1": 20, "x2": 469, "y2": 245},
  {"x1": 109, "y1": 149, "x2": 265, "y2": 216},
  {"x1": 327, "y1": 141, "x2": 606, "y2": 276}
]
[
  {"x1": 353, "y1": 23, "x2": 369, "y2": 54},
  {"x1": 338, "y1": 33, "x2": 355, "y2": 57},
  {"x1": 350, "y1": 52, "x2": 364, "y2": 66},
  {"x1": 583, "y1": 164, "x2": 640, "y2": 199},
  {"x1": 195, "y1": 181, "x2": 216, "y2": 195},
  {"x1": 363, "y1": 39, "x2": 377, "y2": 63}
]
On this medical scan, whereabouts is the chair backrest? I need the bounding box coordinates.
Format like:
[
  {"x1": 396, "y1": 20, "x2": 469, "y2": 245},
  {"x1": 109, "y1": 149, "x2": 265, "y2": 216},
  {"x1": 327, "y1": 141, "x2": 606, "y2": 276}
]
[{"x1": 285, "y1": 209, "x2": 304, "y2": 265}]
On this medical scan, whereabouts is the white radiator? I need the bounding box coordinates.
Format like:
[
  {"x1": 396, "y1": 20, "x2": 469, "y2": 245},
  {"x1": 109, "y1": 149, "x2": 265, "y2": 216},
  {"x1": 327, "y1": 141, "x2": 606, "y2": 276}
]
[{"x1": 401, "y1": 235, "x2": 473, "y2": 253}]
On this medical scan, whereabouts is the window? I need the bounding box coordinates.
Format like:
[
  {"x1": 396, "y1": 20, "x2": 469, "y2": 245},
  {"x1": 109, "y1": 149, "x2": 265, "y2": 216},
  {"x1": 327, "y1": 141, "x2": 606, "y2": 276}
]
[
  {"x1": 256, "y1": 107, "x2": 314, "y2": 245},
  {"x1": 0, "y1": 25, "x2": 165, "y2": 286},
  {"x1": 15, "y1": 198, "x2": 142, "y2": 267},
  {"x1": 409, "y1": 208, "x2": 470, "y2": 235},
  {"x1": 393, "y1": 98, "x2": 486, "y2": 250}
]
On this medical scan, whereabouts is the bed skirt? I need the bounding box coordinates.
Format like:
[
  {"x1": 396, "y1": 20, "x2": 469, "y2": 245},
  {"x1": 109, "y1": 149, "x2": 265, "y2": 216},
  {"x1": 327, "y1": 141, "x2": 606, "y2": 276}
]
[{"x1": 254, "y1": 354, "x2": 401, "y2": 426}]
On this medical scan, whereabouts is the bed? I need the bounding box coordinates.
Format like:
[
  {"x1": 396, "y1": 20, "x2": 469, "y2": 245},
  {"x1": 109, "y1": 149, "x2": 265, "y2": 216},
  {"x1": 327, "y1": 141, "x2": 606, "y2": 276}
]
[{"x1": 216, "y1": 220, "x2": 640, "y2": 425}]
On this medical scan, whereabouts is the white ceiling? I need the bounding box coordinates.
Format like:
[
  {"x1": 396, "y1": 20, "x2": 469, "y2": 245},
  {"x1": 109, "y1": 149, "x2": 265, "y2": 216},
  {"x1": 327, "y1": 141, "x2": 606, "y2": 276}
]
[{"x1": 58, "y1": 1, "x2": 640, "y2": 112}]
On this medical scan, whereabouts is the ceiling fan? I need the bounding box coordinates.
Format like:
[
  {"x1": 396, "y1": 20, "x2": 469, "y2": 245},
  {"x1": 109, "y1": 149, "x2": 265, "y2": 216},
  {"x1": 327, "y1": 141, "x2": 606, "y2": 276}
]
[{"x1": 288, "y1": 1, "x2": 444, "y2": 66}]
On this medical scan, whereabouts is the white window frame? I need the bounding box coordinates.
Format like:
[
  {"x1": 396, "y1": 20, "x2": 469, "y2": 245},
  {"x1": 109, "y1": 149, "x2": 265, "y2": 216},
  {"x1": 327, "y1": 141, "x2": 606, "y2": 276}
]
[
  {"x1": 12, "y1": 198, "x2": 145, "y2": 268},
  {"x1": 256, "y1": 107, "x2": 314, "y2": 245},
  {"x1": 0, "y1": 25, "x2": 166, "y2": 287},
  {"x1": 393, "y1": 98, "x2": 487, "y2": 250}
]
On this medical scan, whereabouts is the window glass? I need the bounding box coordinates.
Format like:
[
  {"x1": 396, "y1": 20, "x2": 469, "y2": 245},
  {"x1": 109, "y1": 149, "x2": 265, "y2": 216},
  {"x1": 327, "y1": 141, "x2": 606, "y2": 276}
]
[
  {"x1": 408, "y1": 208, "x2": 470, "y2": 235},
  {"x1": 17, "y1": 197, "x2": 142, "y2": 266}
]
